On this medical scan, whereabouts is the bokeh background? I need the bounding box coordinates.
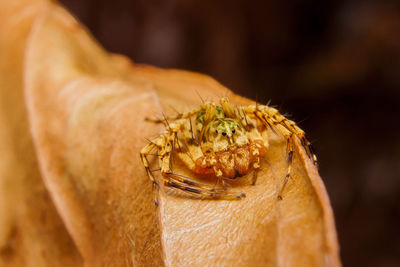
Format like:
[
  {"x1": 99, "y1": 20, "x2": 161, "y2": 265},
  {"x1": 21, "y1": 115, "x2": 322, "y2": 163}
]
[{"x1": 59, "y1": 0, "x2": 400, "y2": 266}]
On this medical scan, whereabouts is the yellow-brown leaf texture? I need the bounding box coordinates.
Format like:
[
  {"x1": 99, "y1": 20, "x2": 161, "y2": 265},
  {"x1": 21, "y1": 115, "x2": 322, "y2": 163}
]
[{"x1": 0, "y1": 0, "x2": 341, "y2": 266}]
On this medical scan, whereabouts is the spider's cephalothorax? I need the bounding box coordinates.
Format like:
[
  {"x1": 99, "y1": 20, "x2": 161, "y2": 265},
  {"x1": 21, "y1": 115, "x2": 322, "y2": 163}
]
[{"x1": 140, "y1": 97, "x2": 317, "y2": 203}]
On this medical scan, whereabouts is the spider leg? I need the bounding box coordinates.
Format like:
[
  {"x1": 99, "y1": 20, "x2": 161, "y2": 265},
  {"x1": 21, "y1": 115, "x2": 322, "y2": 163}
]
[
  {"x1": 220, "y1": 97, "x2": 237, "y2": 118},
  {"x1": 243, "y1": 105, "x2": 317, "y2": 165},
  {"x1": 140, "y1": 138, "x2": 163, "y2": 205},
  {"x1": 212, "y1": 175, "x2": 227, "y2": 192},
  {"x1": 176, "y1": 121, "x2": 197, "y2": 165},
  {"x1": 163, "y1": 172, "x2": 245, "y2": 200},
  {"x1": 263, "y1": 118, "x2": 296, "y2": 199},
  {"x1": 277, "y1": 137, "x2": 294, "y2": 200},
  {"x1": 251, "y1": 156, "x2": 261, "y2": 185},
  {"x1": 265, "y1": 106, "x2": 317, "y2": 165},
  {"x1": 244, "y1": 106, "x2": 306, "y2": 199},
  {"x1": 141, "y1": 120, "x2": 188, "y2": 205},
  {"x1": 145, "y1": 106, "x2": 203, "y2": 123},
  {"x1": 211, "y1": 165, "x2": 228, "y2": 191},
  {"x1": 159, "y1": 133, "x2": 245, "y2": 199}
]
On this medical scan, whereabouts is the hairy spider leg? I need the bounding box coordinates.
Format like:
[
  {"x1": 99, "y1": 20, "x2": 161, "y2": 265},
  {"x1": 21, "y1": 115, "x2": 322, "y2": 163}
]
[
  {"x1": 251, "y1": 157, "x2": 261, "y2": 185},
  {"x1": 219, "y1": 97, "x2": 236, "y2": 118},
  {"x1": 140, "y1": 140, "x2": 162, "y2": 205},
  {"x1": 243, "y1": 105, "x2": 317, "y2": 165},
  {"x1": 240, "y1": 105, "x2": 298, "y2": 199},
  {"x1": 171, "y1": 138, "x2": 234, "y2": 194},
  {"x1": 163, "y1": 172, "x2": 245, "y2": 200},
  {"x1": 145, "y1": 106, "x2": 204, "y2": 123},
  {"x1": 176, "y1": 119, "x2": 197, "y2": 164},
  {"x1": 262, "y1": 106, "x2": 317, "y2": 165},
  {"x1": 159, "y1": 129, "x2": 245, "y2": 200},
  {"x1": 257, "y1": 111, "x2": 295, "y2": 200}
]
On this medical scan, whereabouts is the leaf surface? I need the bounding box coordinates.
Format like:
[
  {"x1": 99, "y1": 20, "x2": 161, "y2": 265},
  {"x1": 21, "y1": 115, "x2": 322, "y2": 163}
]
[
  {"x1": 1, "y1": 1, "x2": 341, "y2": 266},
  {"x1": 0, "y1": 1, "x2": 82, "y2": 266}
]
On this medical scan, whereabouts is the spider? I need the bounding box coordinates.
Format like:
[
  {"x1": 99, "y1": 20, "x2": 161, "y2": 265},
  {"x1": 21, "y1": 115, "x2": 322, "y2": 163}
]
[{"x1": 140, "y1": 97, "x2": 317, "y2": 204}]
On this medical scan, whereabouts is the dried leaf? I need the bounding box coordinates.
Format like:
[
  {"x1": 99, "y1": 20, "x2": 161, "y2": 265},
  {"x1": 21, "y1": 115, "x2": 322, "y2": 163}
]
[
  {"x1": 24, "y1": 4, "x2": 164, "y2": 266},
  {"x1": 1, "y1": 1, "x2": 341, "y2": 266},
  {"x1": 0, "y1": 0, "x2": 82, "y2": 266}
]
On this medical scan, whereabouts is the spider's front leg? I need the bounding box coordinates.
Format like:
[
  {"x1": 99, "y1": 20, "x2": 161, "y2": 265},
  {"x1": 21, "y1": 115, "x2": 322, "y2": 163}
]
[
  {"x1": 264, "y1": 106, "x2": 317, "y2": 165},
  {"x1": 244, "y1": 105, "x2": 317, "y2": 199},
  {"x1": 244, "y1": 105, "x2": 317, "y2": 165}
]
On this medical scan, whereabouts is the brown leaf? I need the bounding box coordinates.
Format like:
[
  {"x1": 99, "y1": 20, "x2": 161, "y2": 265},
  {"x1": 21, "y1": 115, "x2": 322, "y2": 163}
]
[
  {"x1": 1, "y1": 1, "x2": 341, "y2": 266},
  {"x1": 0, "y1": 0, "x2": 82, "y2": 266}
]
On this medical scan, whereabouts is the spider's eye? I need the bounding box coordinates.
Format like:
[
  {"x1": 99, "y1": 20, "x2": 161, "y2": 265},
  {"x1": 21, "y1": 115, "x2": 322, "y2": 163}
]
[
  {"x1": 232, "y1": 129, "x2": 235, "y2": 134},
  {"x1": 222, "y1": 132, "x2": 226, "y2": 136},
  {"x1": 215, "y1": 130, "x2": 218, "y2": 134}
]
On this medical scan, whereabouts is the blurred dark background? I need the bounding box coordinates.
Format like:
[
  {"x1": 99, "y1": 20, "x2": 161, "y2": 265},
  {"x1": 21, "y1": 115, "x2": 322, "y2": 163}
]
[{"x1": 60, "y1": 0, "x2": 400, "y2": 266}]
